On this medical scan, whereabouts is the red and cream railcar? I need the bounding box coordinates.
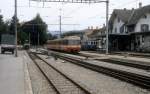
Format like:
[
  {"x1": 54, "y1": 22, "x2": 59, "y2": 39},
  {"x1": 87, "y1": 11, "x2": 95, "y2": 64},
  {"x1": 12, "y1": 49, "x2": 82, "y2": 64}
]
[{"x1": 46, "y1": 36, "x2": 81, "y2": 53}]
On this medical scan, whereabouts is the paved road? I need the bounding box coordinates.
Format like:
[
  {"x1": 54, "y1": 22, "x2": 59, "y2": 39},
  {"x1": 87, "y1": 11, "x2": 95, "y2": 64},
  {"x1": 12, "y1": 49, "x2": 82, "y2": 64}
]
[{"x1": 0, "y1": 51, "x2": 25, "y2": 94}]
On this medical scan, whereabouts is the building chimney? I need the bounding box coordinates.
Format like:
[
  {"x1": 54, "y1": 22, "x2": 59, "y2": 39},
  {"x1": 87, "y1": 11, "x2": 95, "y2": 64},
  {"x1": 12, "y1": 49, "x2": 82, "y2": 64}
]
[
  {"x1": 124, "y1": 8, "x2": 126, "y2": 11},
  {"x1": 88, "y1": 26, "x2": 90, "y2": 29},
  {"x1": 139, "y1": 2, "x2": 142, "y2": 8}
]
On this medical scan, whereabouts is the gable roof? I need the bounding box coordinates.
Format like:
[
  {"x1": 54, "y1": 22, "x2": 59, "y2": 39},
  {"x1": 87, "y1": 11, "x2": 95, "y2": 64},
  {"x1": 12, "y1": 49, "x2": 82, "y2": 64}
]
[
  {"x1": 109, "y1": 9, "x2": 133, "y2": 24},
  {"x1": 128, "y1": 5, "x2": 150, "y2": 25},
  {"x1": 88, "y1": 27, "x2": 106, "y2": 38},
  {"x1": 83, "y1": 29, "x2": 95, "y2": 36}
]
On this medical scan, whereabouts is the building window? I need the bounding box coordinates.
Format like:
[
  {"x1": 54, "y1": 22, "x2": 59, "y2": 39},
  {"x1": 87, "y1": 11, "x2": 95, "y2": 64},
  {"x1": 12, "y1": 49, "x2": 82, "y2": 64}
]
[
  {"x1": 115, "y1": 27, "x2": 117, "y2": 33},
  {"x1": 120, "y1": 25, "x2": 124, "y2": 33},
  {"x1": 141, "y1": 24, "x2": 149, "y2": 32},
  {"x1": 118, "y1": 18, "x2": 120, "y2": 22},
  {"x1": 142, "y1": 35, "x2": 144, "y2": 42}
]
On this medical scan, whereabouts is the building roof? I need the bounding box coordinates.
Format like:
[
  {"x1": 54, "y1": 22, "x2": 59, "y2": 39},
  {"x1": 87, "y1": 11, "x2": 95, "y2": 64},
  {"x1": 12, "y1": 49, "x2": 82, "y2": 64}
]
[
  {"x1": 128, "y1": 5, "x2": 150, "y2": 25},
  {"x1": 88, "y1": 27, "x2": 106, "y2": 38},
  {"x1": 109, "y1": 9, "x2": 133, "y2": 24},
  {"x1": 83, "y1": 29, "x2": 95, "y2": 36}
]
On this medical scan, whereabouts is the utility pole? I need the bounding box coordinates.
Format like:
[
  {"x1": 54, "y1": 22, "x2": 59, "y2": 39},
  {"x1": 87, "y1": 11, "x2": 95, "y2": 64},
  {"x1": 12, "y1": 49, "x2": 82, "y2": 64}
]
[
  {"x1": 15, "y1": 0, "x2": 18, "y2": 57},
  {"x1": 106, "y1": 0, "x2": 109, "y2": 54},
  {"x1": 29, "y1": 32, "x2": 30, "y2": 46},
  {"x1": 59, "y1": 15, "x2": 62, "y2": 39},
  {"x1": 59, "y1": 8, "x2": 62, "y2": 39},
  {"x1": 30, "y1": 0, "x2": 109, "y2": 54}
]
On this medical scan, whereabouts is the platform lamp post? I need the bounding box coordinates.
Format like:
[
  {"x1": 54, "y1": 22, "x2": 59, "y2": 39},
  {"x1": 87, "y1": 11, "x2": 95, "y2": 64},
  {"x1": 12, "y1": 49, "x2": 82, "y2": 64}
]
[{"x1": 15, "y1": 0, "x2": 18, "y2": 57}]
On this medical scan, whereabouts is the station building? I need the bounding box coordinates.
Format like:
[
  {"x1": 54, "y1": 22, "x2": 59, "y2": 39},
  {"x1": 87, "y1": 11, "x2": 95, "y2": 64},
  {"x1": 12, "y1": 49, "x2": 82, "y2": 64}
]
[{"x1": 84, "y1": 3, "x2": 150, "y2": 52}]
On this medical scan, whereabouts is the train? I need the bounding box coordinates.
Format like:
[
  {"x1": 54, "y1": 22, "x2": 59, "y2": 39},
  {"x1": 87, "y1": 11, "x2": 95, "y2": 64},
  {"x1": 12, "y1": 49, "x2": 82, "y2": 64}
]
[
  {"x1": 46, "y1": 36, "x2": 81, "y2": 53},
  {"x1": 81, "y1": 40, "x2": 97, "y2": 51}
]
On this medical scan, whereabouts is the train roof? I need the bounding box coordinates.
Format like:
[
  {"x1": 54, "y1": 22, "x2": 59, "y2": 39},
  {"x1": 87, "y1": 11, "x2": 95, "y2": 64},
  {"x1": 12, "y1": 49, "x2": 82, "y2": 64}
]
[{"x1": 47, "y1": 36, "x2": 80, "y2": 43}]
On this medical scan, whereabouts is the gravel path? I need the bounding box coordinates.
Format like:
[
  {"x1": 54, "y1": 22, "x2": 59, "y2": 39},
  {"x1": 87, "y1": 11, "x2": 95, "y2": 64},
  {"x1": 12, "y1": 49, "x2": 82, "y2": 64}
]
[
  {"x1": 26, "y1": 53, "x2": 57, "y2": 94},
  {"x1": 39, "y1": 55, "x2": 150, "y2": 94}
]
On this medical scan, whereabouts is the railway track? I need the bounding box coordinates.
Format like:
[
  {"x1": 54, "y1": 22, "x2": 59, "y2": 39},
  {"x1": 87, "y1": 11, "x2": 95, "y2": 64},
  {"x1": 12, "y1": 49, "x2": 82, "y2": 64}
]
[
  {"x1": 47, "y1": 51, "x2": 150, "y2": 89},
  {"x1": 113, "y1": 52, "x2": 150, "y2": 59},
  {"x1": 95, "y1": 58, "x2": 150, "y2": 70},
  {"x1": 84, "y1": 51, "x2": 150, "y2": 59},
  {"x1": 37, "y1": 49, "x2": 150, "y2": 70},
  {"x1": 28, "y1": 51, "x2": 94, "y2": 94},
  {"x1": 72, "y1": 52, "x2": 150, "y2": 71}
]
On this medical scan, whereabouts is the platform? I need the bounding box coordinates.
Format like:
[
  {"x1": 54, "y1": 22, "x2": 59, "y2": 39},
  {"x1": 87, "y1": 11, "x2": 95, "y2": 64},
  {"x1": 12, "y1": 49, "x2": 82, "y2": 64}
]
[
  {"x1": 0, "y1": 51, "x2": 32, "y2": 94},
  {"x1": 80, "y1": 51, "x2": 150, "y2": 64}
]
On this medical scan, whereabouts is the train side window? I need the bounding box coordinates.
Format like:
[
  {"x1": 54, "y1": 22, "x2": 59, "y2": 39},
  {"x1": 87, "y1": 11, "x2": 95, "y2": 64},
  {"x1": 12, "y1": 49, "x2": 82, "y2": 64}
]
[
  {"x1": 64, "y1": 40, "x2": 68, "y2": 45},
  {"x1": 68, "y1": 40, "x2": 80, "y2": 45}
]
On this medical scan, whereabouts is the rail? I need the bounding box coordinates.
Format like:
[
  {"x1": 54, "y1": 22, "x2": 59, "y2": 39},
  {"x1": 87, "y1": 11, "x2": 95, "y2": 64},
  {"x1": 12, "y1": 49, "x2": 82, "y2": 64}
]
[
  {"x1": 49, "y1": 51, "x2": 150, "y2": 89},
  {"x1": 28, "y1": 51, "x2": 95, "y2": 94}
]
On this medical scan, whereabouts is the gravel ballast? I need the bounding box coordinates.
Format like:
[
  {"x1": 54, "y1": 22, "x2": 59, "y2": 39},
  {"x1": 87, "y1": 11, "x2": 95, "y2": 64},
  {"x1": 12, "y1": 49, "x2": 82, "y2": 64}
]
[
  {"x1": 39, "y1": 54, "x2": 150, "y2": 94},
  {"x1": 26, "y1": 53, "x2": 57, "y2": 94}
]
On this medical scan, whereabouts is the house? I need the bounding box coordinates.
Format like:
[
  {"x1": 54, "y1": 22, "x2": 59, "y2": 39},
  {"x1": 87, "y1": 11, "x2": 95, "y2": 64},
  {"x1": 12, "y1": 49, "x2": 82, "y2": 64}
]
[
  {"x1": 109, "y1": 9, "x2": 133, "y2": 51},
  {"x1": 81, "y1": 29, "x2": 97, "y2": 50},
  {"x1": 87, "y1": 27, "x2": 106, "y2": 51},
  {"x1": 108, "y1": 3, "x2": 150, "y2": 52},
  {"x1": 127, "y1": 4, "x2": 150, "y2": 52},
  {"x1": 80, "y1": 3, "x2": 150, "y2": 52}
]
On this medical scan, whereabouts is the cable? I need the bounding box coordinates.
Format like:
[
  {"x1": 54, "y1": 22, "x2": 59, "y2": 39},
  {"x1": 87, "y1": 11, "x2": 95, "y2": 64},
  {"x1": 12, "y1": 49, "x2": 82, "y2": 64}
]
[{"x1": 17, "y1": 5, "x2": 51, "y2": 8}]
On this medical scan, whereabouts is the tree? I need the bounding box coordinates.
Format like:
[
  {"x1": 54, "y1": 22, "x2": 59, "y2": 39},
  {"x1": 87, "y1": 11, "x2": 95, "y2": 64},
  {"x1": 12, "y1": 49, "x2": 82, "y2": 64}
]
[
  {"x1": 0, "y1": 15, "x2": 8, "y2": 43},
  {"x1": 0, "y1": 15, "x2": 6, "y2": 34},
  {"x1": 18, "y1": 29, "x2": 28, "y2": 44},
  {"x1": 21, "y1": 14, "x2": 48, "y2": 45},
  {"x1": 9, "y1": 15, "x2": 20, "y2": 35}
]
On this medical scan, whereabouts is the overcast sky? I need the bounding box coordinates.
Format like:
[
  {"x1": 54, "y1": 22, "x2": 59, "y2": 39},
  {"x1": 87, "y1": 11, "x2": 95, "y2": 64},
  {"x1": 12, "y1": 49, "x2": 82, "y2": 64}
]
[{"x1": 0, "y1": 0, "x2": 150, "y2": 34}]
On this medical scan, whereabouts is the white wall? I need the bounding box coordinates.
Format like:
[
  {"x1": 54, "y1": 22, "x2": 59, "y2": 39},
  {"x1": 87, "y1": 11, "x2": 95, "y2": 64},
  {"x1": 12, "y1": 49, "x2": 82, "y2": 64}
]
[
  {"x1": 112, "y1": 17, "x2": 124, "y2": 34},
  {"x1": 135, "y1": 13, "x2": 150, "y2": 32}
]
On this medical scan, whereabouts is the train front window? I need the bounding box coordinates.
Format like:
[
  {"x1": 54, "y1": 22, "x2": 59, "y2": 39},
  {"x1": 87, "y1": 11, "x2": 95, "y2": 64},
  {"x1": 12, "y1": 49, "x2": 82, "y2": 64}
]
[{"x1": 68, "y1": 40, "x2": 80, "y2": 45}]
